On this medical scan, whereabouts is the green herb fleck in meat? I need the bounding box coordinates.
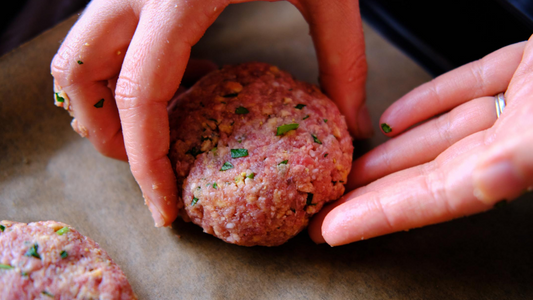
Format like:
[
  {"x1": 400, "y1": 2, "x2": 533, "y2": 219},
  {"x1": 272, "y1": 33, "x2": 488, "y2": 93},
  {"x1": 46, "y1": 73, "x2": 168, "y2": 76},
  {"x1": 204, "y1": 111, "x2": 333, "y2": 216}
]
[
  {"x1": 295, "y1": 104, "x2": 306, "y2": 110},
  {"x1": 56, "y1": 227, "x2": 69, "y2": 235},
  {"x1": 25, "y1": 244, "x2": 40, "y2": 259},
  {"x1": 60, "y1": 250, "x2": 68, "y2": 259},
  {"x1": 77, "y1": 60, "x2": 83, "y2": 65},
  {"x1": 306, "y1": 193, "x2": 316, "y2": 206},
  {"x1": 55, "y1": 93, "x2": 64, "y2": 103},
  {"x1": 42, "y1": 291, "x2": 54, "y2": 298},
  {"x1": 220, "y1": 162, "x2": 234, "y2": 171},
  {"x1": 94, "y1": 98, "x2": 104, "y2": 108},
  {"x1": 324, "y1": 153, "x2": 328, "y2": 157},
  {"x1": 0, "y1": 225, "x2": 4, "y2": 232},
  {"x1": 223, "y1": 92, "x2": 239, "y2": 98},
  {"x1": 311, "y1": 134, "x2": 322, "y2": 144},
  {"x1": 302, "y1": 115, "x2": 310, "y2": 120},
  {"x1": 324, "y1": 119, "x2": 328, "y2": 123},
  {"x1": 213, "y1": 183, "x2": 218, "y2": 189},
  {"x1": 191, "y1": 197, "x2": 199, "y2": 206},
  {"x1": 235, "y1": 106, "x2": 249, "y2": 114},
  {"x1": 278, "y1": 160, "x2": 288, "y2": 165},
  {"x1": 231, "y1": 149, "x2": 248, "y2": 158},
  {"x1": 246, "y1": 173, "x2": 255, "y2": 179},
  {"x1": 276, "y1": 123, "x2": 299, "y2": 136},
  {"x1": 0, "y1": 264, "x2": 14, "y2": 270}
]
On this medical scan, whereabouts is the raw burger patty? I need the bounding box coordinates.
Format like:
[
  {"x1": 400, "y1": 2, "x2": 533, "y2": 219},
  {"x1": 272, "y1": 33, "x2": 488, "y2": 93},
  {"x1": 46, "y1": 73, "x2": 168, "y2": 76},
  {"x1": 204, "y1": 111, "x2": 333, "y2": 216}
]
[
  {"x1": 0, "y1": 220, "x2": 137, "y2": 300},
  {"x1": 168, "y1": 62, "x2": 353, "y2": 246}
]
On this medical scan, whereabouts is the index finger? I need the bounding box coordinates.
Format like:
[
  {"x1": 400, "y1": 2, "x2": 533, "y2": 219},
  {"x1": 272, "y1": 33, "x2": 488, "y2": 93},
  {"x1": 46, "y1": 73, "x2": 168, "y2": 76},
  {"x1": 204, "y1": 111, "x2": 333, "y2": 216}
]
[{"x1": 116, "y1": 0, "x2": 227, "y2": 226}]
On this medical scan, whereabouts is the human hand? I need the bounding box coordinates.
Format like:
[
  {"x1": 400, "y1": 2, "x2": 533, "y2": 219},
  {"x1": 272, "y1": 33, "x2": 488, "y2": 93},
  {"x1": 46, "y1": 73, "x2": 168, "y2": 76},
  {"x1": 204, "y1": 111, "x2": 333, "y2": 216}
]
[
  {"x1": 50, "y1": 0, "x2": 369, "y2": 227},
  {"x1": 309, "y1": 36, "x2": 533, "y2": 246}
]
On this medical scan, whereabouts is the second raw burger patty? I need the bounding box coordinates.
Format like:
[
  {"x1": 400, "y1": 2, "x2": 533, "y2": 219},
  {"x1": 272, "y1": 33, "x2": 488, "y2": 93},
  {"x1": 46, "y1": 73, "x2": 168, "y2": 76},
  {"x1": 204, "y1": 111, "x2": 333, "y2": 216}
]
[
  {"x1": 0, "y1": 220, "x2": 137, "y2": 299},
  {"x1": 168, "y1": 62, "x2": 353, "y2": 246}
]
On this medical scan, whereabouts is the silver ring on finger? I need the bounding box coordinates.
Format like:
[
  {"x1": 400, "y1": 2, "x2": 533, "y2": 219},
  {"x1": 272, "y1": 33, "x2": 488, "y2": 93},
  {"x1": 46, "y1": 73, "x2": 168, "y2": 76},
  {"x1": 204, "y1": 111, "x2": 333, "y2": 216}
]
[{"x1": 495, "y1": 92, "x2": 506, "y2": 118}]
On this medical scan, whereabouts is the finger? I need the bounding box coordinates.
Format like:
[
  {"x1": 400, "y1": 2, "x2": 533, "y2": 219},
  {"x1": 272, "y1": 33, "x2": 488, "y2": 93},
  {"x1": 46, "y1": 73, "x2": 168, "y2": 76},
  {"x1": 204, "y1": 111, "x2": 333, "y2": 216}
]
[
  {"x1": 379, "y1": 41, "x2": 526, "y2": 136},
  {"x1": 347, "y1": 96, "x2": 497, "y2": 189},
  {"x1": 115, "y1": 0, "x2": 227, "y2": 226},
  {"x1": 51, "y1": 0, "x2": 138, "y2": 160},
  {"x1": 311, "y1": 131, "x2": 494, "y2": 245},
  {"x1": 293, "y1": 0, "x2": 372, "y2": 138}
]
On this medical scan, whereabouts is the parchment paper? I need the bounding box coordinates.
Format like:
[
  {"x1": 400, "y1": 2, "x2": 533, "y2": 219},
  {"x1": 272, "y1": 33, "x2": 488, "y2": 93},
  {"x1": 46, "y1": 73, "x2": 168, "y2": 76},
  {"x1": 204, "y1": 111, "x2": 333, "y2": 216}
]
[{"x1": 1, "y1": 3, "x2": 533, "y2": 299}]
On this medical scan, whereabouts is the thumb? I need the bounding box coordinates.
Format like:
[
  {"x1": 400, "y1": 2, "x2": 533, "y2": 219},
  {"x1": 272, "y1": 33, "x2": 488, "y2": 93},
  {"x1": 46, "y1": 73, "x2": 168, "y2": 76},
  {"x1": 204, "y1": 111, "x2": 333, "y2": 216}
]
[{"x1": 473, "y1": 132, "x2": 533, "y2": 205}]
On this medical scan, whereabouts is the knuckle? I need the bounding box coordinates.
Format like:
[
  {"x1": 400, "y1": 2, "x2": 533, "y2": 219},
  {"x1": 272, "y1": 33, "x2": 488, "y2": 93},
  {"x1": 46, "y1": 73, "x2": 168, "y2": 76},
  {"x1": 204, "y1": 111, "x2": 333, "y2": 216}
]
[
  {"x1": 371, "y1": 192, "x2": 394, "y2": 230},
  {"x1": 51, "y1": 43, "x2": 89, "y2": 86},
  {"x1": 114, "y1": 75, "x2": 142, "y2": 110},
  {"x1": 469, "y1": 59, "x2": 487, "y2": 92},
  {"x1": 320, "y1": 52, "x2": 367, "y2": 85},
  {"x1": 422, "y1": 163, "x2": 453, "y2": 217},
  {"x1": 51, "y1": 44, "x2": 78, "y2": 77},
  {"x1": 380, "y1": 142, "x2": 396, "y2": 171},
  {"x1": 50, "y1": 53, "x2": 70, "y2": 82},
  {"x1": 434, "y1": 114, "x2": 453, "y2": 148},
  {"x1": 344, "y1": 51, "x2": 368, "y2": 75},
  {"x1": 426, "y1": 79, "x2": 444, "y2": 106}
]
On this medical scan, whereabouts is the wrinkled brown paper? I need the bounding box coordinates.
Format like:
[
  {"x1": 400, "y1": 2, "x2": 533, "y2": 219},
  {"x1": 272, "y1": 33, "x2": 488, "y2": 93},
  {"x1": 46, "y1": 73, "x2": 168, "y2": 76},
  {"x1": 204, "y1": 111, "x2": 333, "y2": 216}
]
[{"x1": 1, "y1": 3, "x2": 532, "y2": 299}]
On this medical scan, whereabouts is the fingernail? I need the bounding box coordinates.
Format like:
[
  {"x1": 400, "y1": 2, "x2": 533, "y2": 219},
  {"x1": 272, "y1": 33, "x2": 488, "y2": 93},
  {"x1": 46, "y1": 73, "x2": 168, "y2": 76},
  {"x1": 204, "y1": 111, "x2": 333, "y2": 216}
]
[
  {"x1": 380, "y1": 123, "x2": 392, "y2": 134},
  {"x1": 473, "y1": 160, "x2": 519, "y2": 205},
  {"x1": 145, "y1": 197, "x2": 165, "y2": 227},
  {"x1": 357, "y1": 104, "x2": 374, "y2": 138}
]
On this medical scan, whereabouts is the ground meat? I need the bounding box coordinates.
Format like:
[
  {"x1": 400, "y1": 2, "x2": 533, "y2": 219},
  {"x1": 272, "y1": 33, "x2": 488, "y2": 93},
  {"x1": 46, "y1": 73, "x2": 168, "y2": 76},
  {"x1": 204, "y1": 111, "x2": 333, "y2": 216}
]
[
  {"x1": 168, "y1": 62, "x2": 353, "y2": 246},
  {"x1": 0, "y1": 220, "x2": 137, "y2": 300}
]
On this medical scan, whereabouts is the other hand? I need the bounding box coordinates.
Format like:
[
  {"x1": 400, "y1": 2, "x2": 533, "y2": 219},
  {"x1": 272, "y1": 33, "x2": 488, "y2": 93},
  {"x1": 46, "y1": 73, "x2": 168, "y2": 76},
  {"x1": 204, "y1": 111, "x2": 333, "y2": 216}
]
[{"x1": 309, "y1": 36, "x2": 533, "y2": 246}]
